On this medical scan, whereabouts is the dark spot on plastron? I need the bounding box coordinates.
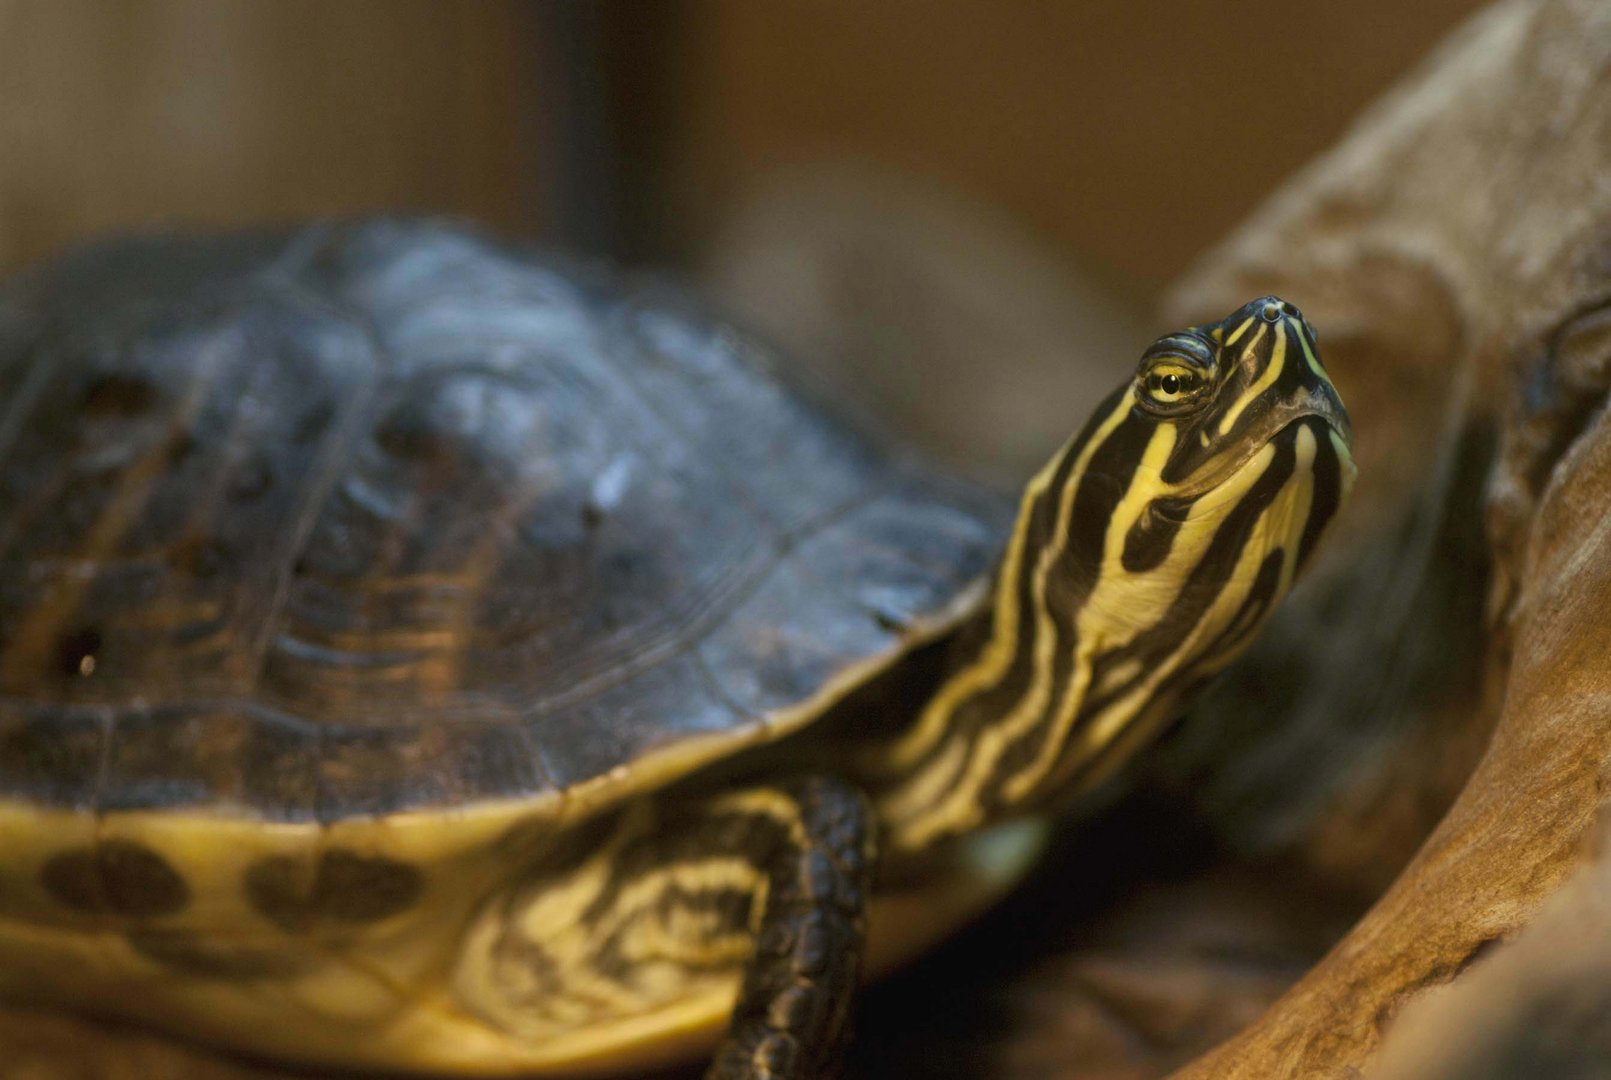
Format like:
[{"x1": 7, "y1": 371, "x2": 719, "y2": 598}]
[
  {"x1": 245, "y1": 849, "x2": 423, "y2": 931},
  {"x1": 56, "y1": 626, "x2": 103, "y2": 679},
  {"x1": 81, "y1": 373, "x2": 156, "y2": 418},
  {"x1": 41, "y1": 841, "x2": 189, "y2": 917},
  {"x1": 127, "y1": 930, "x2": 317, "y2": 979},
  {"x1": 580, "y1": 501, "x2": 605, "y2": 530},
  {"x1": 100, "y1": 841, "x2": 190, "y2": 916},
  {"x1": 313, "y1": 849, "x2": 423, "y2": 922},
  {"x1": 39, "y1": 850, "x2": 100, "y2": 912},
  {"x1": 243, "y1": 855, "x2": 311, "y2": 931}
]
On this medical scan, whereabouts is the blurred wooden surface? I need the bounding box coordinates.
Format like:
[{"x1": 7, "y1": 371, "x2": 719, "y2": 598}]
[
  {"x1": 659, "y1": 0, "x2": 1487, "y2": 292},
  {"x1": 0, "y1": 0, "x2": 541, "y2": 272},
  {"x1": 1161, "y1": 0, "x2": 1611, "y2": 1073},
  {"x1": 0, "y1": 1, "x2": 1492, "y2": 296}
]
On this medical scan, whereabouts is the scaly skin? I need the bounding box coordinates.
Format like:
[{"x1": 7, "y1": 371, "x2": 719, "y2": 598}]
[{"x1": 706, "y1": 777, "x2": 875, "y2": 1080}]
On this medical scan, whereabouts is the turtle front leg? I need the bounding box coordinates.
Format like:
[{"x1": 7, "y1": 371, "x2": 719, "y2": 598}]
[
  {"x1": 706, "y1": 776, "x2": 876, "y2": 1080},
  {"x1": 453, "y1": 776, "x2": 876, "y2": 1079}
]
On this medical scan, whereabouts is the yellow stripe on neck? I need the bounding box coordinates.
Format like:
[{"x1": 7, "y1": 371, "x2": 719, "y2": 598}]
[{"x1": 880, "y1": 394, "x2": 1131, "y2": 777}]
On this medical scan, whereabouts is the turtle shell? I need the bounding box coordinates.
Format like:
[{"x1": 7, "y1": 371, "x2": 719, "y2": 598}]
[{"x1": 0, "y1": 218, "x2": 1011, "y2": 832}]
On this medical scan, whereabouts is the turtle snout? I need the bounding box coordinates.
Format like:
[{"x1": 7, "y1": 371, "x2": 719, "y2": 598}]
[{"x1": 1255, "y1": 296, "x2": 1301, "y2": 324}]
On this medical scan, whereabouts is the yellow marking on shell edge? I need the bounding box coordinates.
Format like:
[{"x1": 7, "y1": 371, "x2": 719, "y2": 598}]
[
  {"x1": 1217, "y1": 323, "x2": 1280, "y2": 437},
  {"x1": 0, "y1": 794, "x2": 568, "y2": 1015},
  {"x1": 0, "y1": 803, "x2": 1047, "y2": 1079},
  {"x1": 0, "y1": 577, "x2": 998, "y2": 1080},
  {"x1": 0, "y1": 795, "x2": 533, "y2": 1039},
  {"x1": 1210, "y1": 326, "x2": 1225, "y2": 343},
  {"x1": 0, "y1": 900, "x2": 741, "y2": 1078},
  {"x1": 0, "y1": 791, "x2": 738, "y2": 1075},
  {"x1": 882, "y1": 393, "x2": 1131, "y2": 776},
  {"x1": 544, "y1": 571, "x2": 990, "y2": 834}
]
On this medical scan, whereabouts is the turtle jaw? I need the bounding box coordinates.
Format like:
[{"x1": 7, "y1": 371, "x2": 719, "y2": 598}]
[{"x1": 1167, "y1": 393, "x2": 1352, "y2": 504}]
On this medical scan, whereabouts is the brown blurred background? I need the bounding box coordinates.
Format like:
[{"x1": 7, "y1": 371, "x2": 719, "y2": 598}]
[
  {"x1": 0, "y1": 3, "x2": 1480, "y2": 304},
  {"x1": 0, "y1": 0, "x2": 1489, "y2": 480},
  {"x1": 0, "y1": 0, "x2": 1486, "y2": 279},
  {"x1": 0, "y1": 0, "x2": 1485, "y2": 474}
]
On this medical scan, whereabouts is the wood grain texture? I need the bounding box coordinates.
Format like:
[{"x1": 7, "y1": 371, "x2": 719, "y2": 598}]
[{"x1": 1158, "y1": 0, "x2": 1611, "y2": 1075}]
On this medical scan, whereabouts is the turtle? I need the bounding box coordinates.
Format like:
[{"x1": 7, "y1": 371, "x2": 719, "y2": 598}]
[{"x1": 0, "y1": 218, "x2": 1352, "y2": 1079}]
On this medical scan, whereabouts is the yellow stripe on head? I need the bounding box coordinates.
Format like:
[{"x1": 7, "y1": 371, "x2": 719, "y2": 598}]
[
  {"x1": 1222, "y1": 315, "x2": 1256, "y2": 347},
  {"x1": 872, "y1": 294, "x2": 1352, "y2": 857},
  {"x1": 1217, "y1": 322, "x2": 1282, "y2": 436}
]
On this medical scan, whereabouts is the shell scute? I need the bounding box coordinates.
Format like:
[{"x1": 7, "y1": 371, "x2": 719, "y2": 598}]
[
  {"x1": 0, "y1": 287, "x2": 380, "y2": 709},
  {"x1": 613, "y1": 291, "x2": 887, "y2": 534},
  {"x1": 0, "y1": 701, "x2": 106, "y2": 810},
  {"x1": 316, "y1": 721, "x2": 549, "y2": 821},
  {"x1": 0, "y1": 220, "x2": 1010, "y2": 821},
  {"x1": 529, "y1": 653, "x2": 749, "y2": 794}
]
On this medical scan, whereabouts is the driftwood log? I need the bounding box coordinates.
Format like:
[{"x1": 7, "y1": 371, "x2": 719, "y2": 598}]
[
  {"x1": 3, "y1": 1, "x2": 1611, "y2": 1077},
  {"x1": 1157, "y1": 0, "x2": 1611, "y2": 1074}
]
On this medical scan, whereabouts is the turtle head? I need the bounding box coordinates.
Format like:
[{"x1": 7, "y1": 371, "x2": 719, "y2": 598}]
[
  {"x1": 877, "y1": 296, "x2": 1356, "y2": 854},
  {"x1": 1136, "y1": 295, "x2": 1352, "y2": 498},
  {"x1": 1086, "y1": 293, "x2": 1355, "y2": 631}
]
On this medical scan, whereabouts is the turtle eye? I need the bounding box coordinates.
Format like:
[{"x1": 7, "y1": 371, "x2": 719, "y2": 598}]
[{"x1": 1139, "y1": 363, "x2": 1206, "y2": 411}]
